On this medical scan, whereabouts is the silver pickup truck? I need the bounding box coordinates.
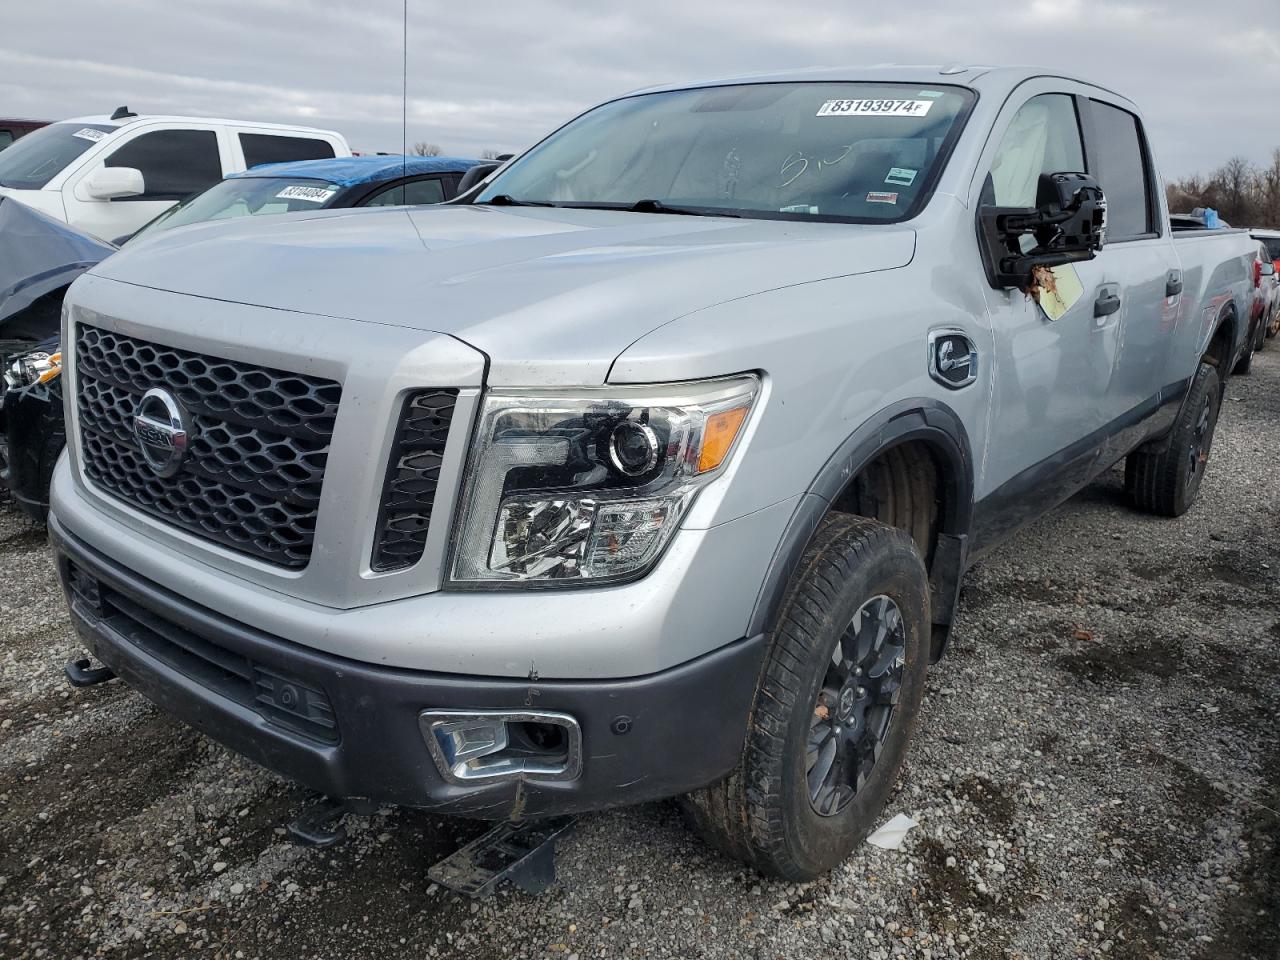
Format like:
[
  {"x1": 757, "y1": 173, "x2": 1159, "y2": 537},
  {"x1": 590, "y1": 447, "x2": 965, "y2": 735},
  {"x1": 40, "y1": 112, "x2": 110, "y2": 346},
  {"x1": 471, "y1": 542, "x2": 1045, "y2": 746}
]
[{"x1": 50, "y1": 66, "x2": 1258, "y2": 880}]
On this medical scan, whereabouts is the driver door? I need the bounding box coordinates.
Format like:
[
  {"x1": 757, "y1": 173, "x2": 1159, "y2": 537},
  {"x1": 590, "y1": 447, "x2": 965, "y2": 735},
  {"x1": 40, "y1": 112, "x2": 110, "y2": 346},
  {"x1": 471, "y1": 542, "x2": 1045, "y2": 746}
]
[{"x1": 973, "y1": 86, "x2": 1120, "y2": 542}]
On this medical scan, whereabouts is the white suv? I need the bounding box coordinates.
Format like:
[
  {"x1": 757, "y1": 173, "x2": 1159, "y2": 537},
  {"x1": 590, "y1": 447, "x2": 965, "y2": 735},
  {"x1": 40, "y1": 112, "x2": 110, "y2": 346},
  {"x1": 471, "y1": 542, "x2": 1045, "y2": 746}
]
[{"x1": 0, "y1": 107, "x2": 349, "y2": 241}]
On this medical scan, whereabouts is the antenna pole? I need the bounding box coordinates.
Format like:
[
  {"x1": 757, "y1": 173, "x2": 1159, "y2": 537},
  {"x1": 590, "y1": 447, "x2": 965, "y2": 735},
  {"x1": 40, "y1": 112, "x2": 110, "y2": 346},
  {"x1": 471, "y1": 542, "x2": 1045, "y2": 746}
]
[{"x1": 402, "y1": 0, "x2": 408, "y2": 177}]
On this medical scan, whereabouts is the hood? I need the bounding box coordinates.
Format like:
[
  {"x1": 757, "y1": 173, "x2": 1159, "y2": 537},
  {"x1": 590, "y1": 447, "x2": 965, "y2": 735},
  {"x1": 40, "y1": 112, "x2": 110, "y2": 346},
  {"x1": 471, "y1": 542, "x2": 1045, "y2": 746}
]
[
  {"x1": 0, "y1": 195, "x2": 115, "y2": 327},
  {"x1": 91, "y1": 204, "x2": 915, "y2": 384}
]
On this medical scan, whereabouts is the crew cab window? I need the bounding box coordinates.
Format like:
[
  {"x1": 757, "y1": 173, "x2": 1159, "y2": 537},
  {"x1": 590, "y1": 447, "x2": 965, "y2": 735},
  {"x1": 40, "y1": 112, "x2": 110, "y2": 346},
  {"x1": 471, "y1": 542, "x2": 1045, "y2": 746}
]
[
  {"x1": 479, "y1": 82, "x2": 976, "y2": 223},
  {"x1": 105, "y1": 129, "x2": 222, "y2": 200},
  {"x1": 0, "y1": 131, "x2": 13, "y2": 150},
  {"x1": 1087, "y1": 101, "x2": 1154, "y2": 240},
  {"x1": 985, "y1": 94, "x2": 1085, "y2": 207},
  {"x1": 361, "y1": 177, "x2": 446, "y2": 207},
  {"x1": 240, "y1": 133, "x2": 335, "y2": 168}
]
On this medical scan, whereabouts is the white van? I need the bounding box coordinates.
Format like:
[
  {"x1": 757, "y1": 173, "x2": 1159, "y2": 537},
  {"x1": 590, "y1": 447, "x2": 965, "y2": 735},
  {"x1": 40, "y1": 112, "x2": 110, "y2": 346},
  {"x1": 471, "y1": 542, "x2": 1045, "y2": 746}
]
[{"x1": 0, "y1": 107, "x2": 349, "y2": 241}]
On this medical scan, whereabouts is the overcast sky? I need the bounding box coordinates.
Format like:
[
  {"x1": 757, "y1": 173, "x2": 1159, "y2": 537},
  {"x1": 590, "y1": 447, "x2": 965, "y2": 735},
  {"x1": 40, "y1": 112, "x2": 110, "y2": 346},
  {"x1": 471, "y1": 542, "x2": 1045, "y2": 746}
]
[{"x1": 4, "y1": 0, "x2": 1278, "y2": 179}]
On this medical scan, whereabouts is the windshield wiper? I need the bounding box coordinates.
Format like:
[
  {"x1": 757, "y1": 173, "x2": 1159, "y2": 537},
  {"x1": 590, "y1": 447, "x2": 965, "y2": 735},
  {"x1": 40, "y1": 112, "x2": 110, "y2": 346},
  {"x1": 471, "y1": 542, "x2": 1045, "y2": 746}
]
[
  {"x1": 555, "y1": 199, "x2": 741, "y2": 217},
  {"x1": 627, "y1": 198, "x2": 738, "y2": 217},
  {"x1": 483, "y1": 194, "x2": 557, "y2": 207}
]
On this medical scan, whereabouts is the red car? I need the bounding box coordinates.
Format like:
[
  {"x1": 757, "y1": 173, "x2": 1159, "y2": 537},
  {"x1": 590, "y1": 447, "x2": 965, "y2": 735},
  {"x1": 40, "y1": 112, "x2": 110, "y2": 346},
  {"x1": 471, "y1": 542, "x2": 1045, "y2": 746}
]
[
  {"x1": 0, "y1": 118, "x2": 48, "y2": 151},
  {"x1": 1250, "y1": 229, "x2": 1280, "y2": 342}
]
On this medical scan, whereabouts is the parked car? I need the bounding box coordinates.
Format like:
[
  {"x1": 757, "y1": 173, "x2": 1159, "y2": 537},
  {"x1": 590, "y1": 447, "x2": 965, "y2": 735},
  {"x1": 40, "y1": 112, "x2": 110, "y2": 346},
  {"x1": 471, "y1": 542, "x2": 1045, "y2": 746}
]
[
  {"x1": 1249, "y1": 228, "x2": 1280, "y2": 341},
  {"x1": 128, "y1": 154, "x2": 484, "y2": 243},
  {"x1": 0, "y1": 106, "x2": 349, "y2": 241},
  {"x1": 0, "y1": 118, "x2": 49, "y2": 151},
  {"x1": 50, "y1": 66, "x2": 1257, "y2": 882},
  {"x1": 0, "y1": 155, "x2": 483, "y2": 520}
]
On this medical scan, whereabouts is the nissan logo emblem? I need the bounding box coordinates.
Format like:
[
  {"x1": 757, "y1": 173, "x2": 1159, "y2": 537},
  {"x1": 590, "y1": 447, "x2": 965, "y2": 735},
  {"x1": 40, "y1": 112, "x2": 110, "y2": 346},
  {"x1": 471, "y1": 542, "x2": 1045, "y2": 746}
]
[{"x1": 133, "y1": 388, "x2": 191, "y2": 477}]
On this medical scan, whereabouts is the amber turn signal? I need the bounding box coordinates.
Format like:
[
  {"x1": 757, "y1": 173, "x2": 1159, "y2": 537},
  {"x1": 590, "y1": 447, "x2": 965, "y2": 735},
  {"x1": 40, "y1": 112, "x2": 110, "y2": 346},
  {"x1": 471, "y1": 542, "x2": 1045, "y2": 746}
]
[{"x1": 697, "y1": 406, "x2": 749, "y2": 473}]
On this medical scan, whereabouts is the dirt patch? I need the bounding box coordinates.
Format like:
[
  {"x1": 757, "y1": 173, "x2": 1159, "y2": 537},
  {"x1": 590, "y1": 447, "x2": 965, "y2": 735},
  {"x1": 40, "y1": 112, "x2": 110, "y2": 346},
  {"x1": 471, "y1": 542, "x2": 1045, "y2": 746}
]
[
  {"x1": 953, "y1": 775, "x2": 1016, "y2": 833},
  {"x1": 1206, "y1": 549, "x2": 1263, "y2": 589},
  {"x1": 1106, "y1": 889, "x2": 1173, "y2": 960},
  {"x1": 1056, "y1": 638, "x2": 1185, "y2": 685}
]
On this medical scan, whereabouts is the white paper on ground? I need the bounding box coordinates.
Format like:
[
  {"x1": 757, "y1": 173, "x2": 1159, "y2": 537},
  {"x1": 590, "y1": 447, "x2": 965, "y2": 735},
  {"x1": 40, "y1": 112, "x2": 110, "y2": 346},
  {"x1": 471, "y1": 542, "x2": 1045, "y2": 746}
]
[{"x1": 865, "y1": 812, "x2": 918, "y2": 850}]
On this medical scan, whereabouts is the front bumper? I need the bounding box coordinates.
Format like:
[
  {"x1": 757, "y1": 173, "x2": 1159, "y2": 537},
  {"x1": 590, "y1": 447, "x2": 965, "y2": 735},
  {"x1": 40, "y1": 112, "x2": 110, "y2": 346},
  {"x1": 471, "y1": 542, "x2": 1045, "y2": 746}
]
[{"x1": 52, "y1": 520, "x2": 765, "y2": 818}]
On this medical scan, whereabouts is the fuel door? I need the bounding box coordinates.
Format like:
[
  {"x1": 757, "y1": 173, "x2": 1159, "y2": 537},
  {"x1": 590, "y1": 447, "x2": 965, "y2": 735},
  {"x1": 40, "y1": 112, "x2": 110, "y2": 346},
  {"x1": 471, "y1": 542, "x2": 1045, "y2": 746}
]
[{"x1": 928, "y1": 329, "x2": 979, "y2": 389}]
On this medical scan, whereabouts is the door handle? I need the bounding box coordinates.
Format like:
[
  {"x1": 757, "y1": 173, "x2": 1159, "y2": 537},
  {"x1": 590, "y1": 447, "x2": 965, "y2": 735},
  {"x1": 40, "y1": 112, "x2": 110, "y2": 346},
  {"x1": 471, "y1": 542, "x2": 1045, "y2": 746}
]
[
  {"x1": 1094, "y1": 291, "x2": 1121, "y2": 318},
  {"x1": 1166, "y1": 271, "x2": 1183, "y2": 297}
]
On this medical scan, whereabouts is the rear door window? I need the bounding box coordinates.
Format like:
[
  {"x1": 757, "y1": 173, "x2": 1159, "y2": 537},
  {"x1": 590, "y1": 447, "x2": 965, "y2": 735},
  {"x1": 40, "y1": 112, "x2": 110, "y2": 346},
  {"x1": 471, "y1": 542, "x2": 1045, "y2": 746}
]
[
  {"x1": 360, "y1": 176, "x2": 447, "y2": 207},
  {"x1": 104, "y1": 129, "x2": 223, "y2": 200},
  {"x1": 1086, "y1": 100, "x2": 1155, "y2": 240},
  {"x1": 240, "y1": 134, "x2": 335, "y2": 168},
  {"x1": 0, "y1": 131, "x2": 14, "y2": 150}
]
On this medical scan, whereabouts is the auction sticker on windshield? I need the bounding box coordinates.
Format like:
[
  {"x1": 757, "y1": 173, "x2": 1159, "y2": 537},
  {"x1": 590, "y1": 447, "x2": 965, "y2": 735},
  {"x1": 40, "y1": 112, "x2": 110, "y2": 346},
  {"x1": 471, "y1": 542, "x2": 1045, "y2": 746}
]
[
  {"x1": 276, "y1": 185, "x2": 336, "y2": 203},
  {"x1": 73, "y1": 128, "x2": 108, "y2": 142},
  {"x1": 817, "y1": 99, "x2": 933, "y2": 117}
]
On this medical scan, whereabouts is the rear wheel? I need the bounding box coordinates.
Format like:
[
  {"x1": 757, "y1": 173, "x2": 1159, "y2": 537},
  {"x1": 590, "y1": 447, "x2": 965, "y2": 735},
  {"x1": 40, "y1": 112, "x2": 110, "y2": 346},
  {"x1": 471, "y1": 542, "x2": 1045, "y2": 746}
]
[
  {"x1": 681, "y1": 514, "x2": 930, "y2": 879},
  {"x1": 1125, "y1": 361, "x2": 1221, "y2": 517}
]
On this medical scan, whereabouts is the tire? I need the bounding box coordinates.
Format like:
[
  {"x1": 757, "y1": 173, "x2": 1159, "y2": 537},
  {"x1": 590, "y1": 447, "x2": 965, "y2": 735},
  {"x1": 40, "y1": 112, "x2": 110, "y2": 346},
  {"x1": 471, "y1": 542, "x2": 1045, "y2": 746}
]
[
  {"x1": 1125, "y1": 361, "x2": 1221, "y2": 517},
  {"x1": 681, "y1": 513, "x2": 931, "y2": 879}
]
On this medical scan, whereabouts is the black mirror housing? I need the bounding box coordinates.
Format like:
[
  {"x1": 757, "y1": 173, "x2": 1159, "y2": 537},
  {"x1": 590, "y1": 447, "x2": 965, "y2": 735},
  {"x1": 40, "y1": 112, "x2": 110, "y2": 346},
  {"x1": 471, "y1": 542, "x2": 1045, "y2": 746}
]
[{"x1": 979, "y1": 171, "x2": 1108, "y2": 289}]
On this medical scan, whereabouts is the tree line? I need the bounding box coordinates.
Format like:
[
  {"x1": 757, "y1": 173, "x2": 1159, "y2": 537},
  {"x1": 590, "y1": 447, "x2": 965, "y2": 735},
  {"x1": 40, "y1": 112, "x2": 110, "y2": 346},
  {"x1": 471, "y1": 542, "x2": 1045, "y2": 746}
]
[
  {"x1": 1165, "y1": 152, "x2": 1280, "y2": 228},
  {"x1": 412, "y1": 142, "x2": 505, "y2": 160}
]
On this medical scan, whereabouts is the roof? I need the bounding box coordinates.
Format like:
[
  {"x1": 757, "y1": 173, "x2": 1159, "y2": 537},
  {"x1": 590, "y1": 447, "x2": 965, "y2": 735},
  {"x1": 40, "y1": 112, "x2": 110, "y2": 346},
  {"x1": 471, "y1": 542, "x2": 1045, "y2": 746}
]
[
  {"x1": 228, "y1": 155, "x2": 483, "y2": 188},
  {"x1": 59, "y1": 113, "x2": 343, "y2": 137},
  {"x1": 628, "y1": 64, "x2": 1132, "y2": 106}
]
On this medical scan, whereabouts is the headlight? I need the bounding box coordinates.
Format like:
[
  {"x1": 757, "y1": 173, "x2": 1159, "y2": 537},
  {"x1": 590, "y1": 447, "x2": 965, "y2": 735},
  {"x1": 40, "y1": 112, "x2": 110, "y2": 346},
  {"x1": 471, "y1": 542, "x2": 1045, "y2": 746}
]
[
  {"x1": 450, "y1": 374, "x2": 758, "y2": 586},
  {"x1": 3, "y1": 351, "x2": 62, "y2": 391}
]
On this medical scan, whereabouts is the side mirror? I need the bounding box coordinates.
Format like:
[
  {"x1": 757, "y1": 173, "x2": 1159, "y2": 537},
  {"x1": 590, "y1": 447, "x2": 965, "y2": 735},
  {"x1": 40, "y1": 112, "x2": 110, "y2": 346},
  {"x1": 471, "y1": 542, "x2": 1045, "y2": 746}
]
[
  {"x1": 83, "y1": 166, "x2": 145, "y2": 200},
  {"x1": 979, "y1": 171, "x2": 1107, "y2": 289},
  {"x1": 1261, "y1": 260, "x2": 1276, "y2": 277},
  {"x1": 455, "y1": 162, "x2": 501, "y2": 197}
]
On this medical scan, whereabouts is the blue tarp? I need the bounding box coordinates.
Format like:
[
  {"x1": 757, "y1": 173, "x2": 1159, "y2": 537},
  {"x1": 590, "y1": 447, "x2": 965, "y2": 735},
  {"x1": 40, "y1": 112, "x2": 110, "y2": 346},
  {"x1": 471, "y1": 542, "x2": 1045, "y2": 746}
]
[{"x1": 231, "y1": 155, "x2": 483, "y2": 188}]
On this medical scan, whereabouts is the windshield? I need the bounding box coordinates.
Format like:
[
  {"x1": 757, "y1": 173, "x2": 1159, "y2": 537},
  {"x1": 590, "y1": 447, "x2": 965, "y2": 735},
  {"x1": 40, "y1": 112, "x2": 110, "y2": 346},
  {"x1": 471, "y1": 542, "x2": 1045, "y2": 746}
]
[
  {"x1": 479, "y1": 82, "x2": 975, "y2": 222},
  {"x1": 0, "y1": 122, "x2": 115, "y2": 189},
  {"x1": 128, "y1": 176, "x2": 342, "y2": 242}
]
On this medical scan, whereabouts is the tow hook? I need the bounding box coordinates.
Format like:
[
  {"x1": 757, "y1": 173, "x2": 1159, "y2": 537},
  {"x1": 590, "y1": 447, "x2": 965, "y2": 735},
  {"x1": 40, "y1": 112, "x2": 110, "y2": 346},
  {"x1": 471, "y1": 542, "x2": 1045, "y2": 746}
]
[
  {"x1": 428, "y1": 815, "x2": 576, "y2": 897},
  {"x1": 64, "y1": 656, "x2": 115, "y2": 687}
]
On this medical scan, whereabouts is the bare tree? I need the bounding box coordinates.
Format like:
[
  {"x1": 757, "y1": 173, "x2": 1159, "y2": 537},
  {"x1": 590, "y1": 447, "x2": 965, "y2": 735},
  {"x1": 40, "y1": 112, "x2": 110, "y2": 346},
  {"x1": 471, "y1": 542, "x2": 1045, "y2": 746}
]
[
  {"x1": 412, "y1": 142, "x2": 441, "y2": 157},
  {"x1": 479, "y1": 149, "x2": 504, "y2": 160}
]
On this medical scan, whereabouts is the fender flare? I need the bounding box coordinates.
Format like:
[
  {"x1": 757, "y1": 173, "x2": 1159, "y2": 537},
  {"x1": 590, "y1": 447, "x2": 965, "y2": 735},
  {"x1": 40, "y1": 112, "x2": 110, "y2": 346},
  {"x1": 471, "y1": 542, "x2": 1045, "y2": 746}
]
[{"x1": 747, "y1": 398, "x2": 976, "y2": 660}]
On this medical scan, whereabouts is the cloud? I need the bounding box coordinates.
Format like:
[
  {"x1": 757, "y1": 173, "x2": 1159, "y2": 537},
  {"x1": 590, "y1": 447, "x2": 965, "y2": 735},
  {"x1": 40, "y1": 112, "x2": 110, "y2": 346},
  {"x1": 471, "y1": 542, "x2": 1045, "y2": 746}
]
[{"x1": 3, "y1": 0, "x2": 1278, "y2": 174}]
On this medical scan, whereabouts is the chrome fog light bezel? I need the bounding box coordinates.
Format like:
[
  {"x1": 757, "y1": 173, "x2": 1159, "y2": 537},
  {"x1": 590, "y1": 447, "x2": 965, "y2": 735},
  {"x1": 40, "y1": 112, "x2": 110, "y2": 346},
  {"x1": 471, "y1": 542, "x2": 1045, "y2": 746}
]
[{"x1": 418, "y1": 708, "x2": 583, "y2": 784}]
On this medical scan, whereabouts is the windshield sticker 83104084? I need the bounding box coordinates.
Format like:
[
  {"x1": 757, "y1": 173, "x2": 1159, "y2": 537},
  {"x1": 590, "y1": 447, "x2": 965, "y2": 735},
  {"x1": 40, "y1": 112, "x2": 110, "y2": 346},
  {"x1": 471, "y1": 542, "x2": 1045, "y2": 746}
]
[
  {"x1": 276, "y1": 185, "x2": 335, "y2": 203},
  {"x1": 73, "y1": 128, "x2": 108, "y2": 142},
  {"x1": 817, "y1": 99, "x2": 934, "y2": 118}
]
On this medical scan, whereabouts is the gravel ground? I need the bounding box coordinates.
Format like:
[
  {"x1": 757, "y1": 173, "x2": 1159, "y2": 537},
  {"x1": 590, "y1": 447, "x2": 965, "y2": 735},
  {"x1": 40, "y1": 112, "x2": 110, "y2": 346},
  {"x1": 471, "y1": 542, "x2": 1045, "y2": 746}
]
[{"x1": 1, "y1": 353, "x2": 1277, "y2": 960}]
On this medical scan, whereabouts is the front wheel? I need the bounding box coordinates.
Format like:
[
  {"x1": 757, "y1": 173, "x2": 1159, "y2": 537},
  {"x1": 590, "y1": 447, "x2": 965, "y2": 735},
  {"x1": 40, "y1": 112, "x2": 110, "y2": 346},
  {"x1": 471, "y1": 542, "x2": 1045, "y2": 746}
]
[
  {"x1": 1125, "y1": 361, "x2": 1221, "y2": 517},
  {"x1": 681, "y1": 514, "x2": 931, "y2": 879}
]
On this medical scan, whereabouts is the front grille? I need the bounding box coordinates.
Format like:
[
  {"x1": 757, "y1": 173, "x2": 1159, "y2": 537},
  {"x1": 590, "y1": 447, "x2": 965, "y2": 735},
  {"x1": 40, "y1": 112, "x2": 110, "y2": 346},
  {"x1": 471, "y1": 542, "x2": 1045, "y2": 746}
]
[
  {"x1": 74, "y1": 325, "x2": 342, "y2": 569},
  {"x1": 371, "y1": 389, "x2": 458, "y2": 571},
  {"x1": 69, "y1": 560, "x2": 338, "y2": 744}
]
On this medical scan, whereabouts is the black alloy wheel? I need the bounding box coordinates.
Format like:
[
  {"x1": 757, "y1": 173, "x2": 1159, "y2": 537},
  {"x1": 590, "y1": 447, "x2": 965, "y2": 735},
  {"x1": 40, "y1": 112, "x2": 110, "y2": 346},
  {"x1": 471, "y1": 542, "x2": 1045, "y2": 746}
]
[{"x1": 807, "y1": 595, "x2": 906, "y2": 816}]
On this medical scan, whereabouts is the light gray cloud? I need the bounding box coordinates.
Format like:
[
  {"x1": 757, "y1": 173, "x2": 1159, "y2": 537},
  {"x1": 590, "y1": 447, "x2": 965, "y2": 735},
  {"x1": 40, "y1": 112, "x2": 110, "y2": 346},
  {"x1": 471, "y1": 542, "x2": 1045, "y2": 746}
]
[{"x1": 3, "y1": 0, "x2": 1277, "y2": 176}]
